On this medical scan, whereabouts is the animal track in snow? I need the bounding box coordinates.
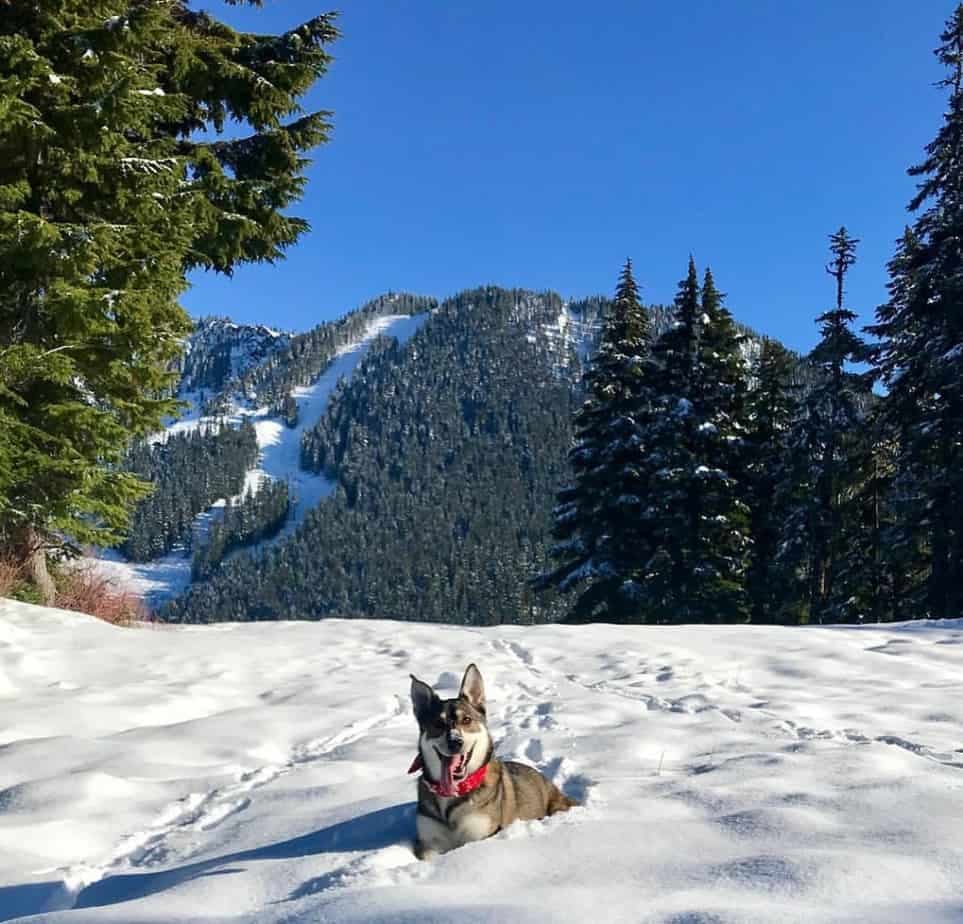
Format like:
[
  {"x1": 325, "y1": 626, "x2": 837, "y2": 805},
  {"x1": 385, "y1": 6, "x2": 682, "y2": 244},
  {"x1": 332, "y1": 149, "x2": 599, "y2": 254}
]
[
  {"x1": 876, "y1": 734, "x2": 963, "y2": 769},
  {"x1": 55, "y1": 696, "x2": 409, "y2": 907},
  {"x1": 487, "y1": 637, "x2": 590, "y2": 805}
]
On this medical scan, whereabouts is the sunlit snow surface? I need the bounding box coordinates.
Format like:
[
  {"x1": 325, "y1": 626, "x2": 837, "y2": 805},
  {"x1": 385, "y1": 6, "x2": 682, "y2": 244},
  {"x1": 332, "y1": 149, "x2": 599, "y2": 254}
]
[
  {"x1": 1, "y1": 601, "x2": 962, "y2": 923},
  {"x1": 88, "y1": 314, "x2": 426, "y2": 606}
]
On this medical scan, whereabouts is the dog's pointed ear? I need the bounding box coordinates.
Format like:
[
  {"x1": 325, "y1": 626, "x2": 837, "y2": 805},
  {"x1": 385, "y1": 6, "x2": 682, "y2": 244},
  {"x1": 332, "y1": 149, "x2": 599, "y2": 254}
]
[
  {"x1": 459, "y1": 663, "x2": 485, "y2": 711},
  {"x1": 410, "y1": 674, "x2": 439, "y2": 720}
]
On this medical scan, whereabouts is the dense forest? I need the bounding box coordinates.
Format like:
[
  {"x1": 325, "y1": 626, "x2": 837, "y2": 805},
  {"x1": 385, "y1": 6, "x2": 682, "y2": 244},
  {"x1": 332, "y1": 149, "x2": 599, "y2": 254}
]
[
  {"x1": 538, "y1": 248, "x2": 881, "y2": 625},
  {"x1": 153, "y1": 272, "x2": 844, "y2": 628},
  {"x1": 120, "y1": 295, "x2": 436, "y2": 565},
  {"x1": 202, "y1": 293, "x2": 436, "y2": 416},
  {"x1": 161, "y1": 288, "x2": 584, "y2": 624},
  {"x1": 4, "y1": 1, "x2": 961, "y2": 628},
  {"x1": 121, "y1": 422, "x2": 259, "y2": 562}
]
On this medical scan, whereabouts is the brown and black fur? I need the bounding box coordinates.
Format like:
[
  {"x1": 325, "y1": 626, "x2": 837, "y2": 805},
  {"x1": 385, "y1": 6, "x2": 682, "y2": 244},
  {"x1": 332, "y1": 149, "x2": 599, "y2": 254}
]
[{"x1": 410, "y1": 663, "x2": 577, "y2": 859}]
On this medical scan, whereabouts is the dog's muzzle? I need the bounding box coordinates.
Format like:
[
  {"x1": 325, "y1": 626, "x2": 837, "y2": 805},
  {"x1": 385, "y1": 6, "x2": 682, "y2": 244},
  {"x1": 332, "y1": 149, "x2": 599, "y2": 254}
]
[{"x1": 446, "y1": 733, "x2": 464, "y2": 753}]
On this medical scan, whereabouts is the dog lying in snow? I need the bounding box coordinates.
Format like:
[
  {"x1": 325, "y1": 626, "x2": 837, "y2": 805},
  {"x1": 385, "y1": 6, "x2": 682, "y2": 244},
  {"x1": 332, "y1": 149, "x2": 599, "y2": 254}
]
[{"x1": 409, "y1": 663, "x2": 576, "y2": 858}]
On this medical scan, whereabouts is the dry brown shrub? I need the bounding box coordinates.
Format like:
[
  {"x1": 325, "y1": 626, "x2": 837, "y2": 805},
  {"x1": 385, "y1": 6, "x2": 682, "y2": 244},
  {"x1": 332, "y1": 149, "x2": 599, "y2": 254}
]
[
  {"x1": 0, "y1": 557, "x2": 23, "y2": 598},
  {"x1": 55, "y1": 565, "x2": 150, "y2": 626}
]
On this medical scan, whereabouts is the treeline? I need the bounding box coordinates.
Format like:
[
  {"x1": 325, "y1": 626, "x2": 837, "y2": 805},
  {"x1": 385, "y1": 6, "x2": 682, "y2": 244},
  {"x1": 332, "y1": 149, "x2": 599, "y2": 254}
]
[
  {"x1": 542, "y1": 224, "x2": 957, "y2": 623},
  {"x1": 191, "y1": 480, "x2": 290, "y2": 580},
  {"x1": 122, "y1": 422, "x2": 259, "y2": 561},
  {"x1": 161, "y1": 288, "x2": 577, "y2": 625},
  {"x1": 202, "y1": 293, "x2": 436, "y2": 416},
  {"x1": 540, "y1": 12, "x2": 963, "y2": 625},
  {"x1": 539, "y1": 245, "x2": 879, "y2": 624}
]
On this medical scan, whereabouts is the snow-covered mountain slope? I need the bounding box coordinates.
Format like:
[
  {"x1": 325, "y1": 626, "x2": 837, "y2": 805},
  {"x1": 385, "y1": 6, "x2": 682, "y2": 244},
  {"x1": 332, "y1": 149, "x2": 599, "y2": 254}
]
[
  {"x1": 176, "y1": 316, "x2": 292, "y2": 396},
  {"x1": 89, "y1": 313, "x2": 425, "y2": 605},
  {"x1": 2, "y1": 600, "x2": 962, "y2": 923}
]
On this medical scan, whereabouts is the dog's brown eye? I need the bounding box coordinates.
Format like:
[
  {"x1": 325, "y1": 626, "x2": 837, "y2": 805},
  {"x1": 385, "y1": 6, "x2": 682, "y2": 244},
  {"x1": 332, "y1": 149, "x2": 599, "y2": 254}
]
[{"x1": 460, "y1": 715, "x2": 472, "y2": 727}]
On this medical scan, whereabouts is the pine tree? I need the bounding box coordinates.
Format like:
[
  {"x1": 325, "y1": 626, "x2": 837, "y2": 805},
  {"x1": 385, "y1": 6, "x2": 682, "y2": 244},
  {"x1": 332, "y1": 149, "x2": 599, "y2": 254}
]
[
  {"x1": 0, "y1": 2, "x2": 337, "y2": 598},
  {"x1": 868, "y1": 8, "x2": 963, "y2": 619},
  {"x1": 537, "y1": 260, "x2": 655, "y2": 622},
  {"x1": 635, "y1": 261, "x2": 751, "y2": 623},
  {"x1": 796, "y1": 227, "x2": 871, "y2": 623},
  {"x1": 745, "y1": 338, "x2": 802, "y2": 623}
]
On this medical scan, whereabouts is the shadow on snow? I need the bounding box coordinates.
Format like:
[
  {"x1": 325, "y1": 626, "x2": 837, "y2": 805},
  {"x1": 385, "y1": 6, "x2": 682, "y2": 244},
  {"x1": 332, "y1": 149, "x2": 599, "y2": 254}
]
[{"x1": 0, "y1": 802, "x2": 416, "y2": 922}]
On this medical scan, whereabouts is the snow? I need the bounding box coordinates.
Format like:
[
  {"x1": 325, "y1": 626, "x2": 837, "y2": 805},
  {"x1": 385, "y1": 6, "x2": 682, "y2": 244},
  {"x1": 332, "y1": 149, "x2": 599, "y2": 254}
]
[
  {"x1": 85, "y1": 314, "x2": 426, "y2": 605},
  {"x1": 237, "y1": 312, "x2": 426, "y2": 546},
  {"x1": 2, "y1": 600, "x2": 962, "y2": 923},
  {"x1": 542, "y1": 303, "x2": 600, "y2": 371}
]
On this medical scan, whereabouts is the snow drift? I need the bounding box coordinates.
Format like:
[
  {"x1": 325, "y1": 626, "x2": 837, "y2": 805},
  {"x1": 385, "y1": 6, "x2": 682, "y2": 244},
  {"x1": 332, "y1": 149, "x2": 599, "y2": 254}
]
[{"x1": 1, "y1": 600, "x2": 962, "y2": 923}]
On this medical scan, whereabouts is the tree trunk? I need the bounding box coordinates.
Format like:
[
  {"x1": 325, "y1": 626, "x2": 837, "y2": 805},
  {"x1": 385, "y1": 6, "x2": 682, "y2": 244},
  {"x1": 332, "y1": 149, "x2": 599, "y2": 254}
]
[{"x1": 14, "y1": 526, "x2": 56, "y2": 606}]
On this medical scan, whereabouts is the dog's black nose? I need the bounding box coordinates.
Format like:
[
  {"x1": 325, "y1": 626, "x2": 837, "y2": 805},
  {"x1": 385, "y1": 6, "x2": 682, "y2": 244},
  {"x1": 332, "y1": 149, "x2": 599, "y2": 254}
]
[{"x1": 446, "y1": 734, "x2": 464, "y2": 753}]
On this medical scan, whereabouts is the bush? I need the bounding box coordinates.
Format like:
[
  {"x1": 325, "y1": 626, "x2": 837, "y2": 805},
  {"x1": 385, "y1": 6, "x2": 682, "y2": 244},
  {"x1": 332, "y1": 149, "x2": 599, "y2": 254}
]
[
  {"x1": 0, "y1": 557, "x2": 23, "y2": 598},
  {"x1": 54, "y1": 566, "x2": 149, "y2": 627}
]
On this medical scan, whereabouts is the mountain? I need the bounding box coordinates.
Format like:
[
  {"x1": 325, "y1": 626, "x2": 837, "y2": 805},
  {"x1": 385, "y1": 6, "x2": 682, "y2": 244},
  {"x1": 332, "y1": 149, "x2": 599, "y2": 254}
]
[
  {"x1": 94, "y1": 285, "x2": 814, "y2": 623},
  {"x1": 175, "y1": 316, "x2": 293, "y2": 396},
  {"x1": 91, "y1": 295, "x2": 435, "y2": 603},
  {"x1": 160, "y1": 288, "x2": 587, "y2": 625}
]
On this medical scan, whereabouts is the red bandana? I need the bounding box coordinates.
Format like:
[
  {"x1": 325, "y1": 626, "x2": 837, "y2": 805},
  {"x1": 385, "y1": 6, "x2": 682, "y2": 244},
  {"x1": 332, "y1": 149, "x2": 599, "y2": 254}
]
[{"x1": 408, "y1": 753, "x2": 489, "y2": 798}]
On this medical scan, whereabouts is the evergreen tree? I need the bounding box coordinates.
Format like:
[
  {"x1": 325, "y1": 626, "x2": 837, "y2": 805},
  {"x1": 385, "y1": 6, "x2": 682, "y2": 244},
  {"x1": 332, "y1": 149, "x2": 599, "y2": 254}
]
[
  {"x1": 868, "y1": 9, "x2": 963, "y2": 619},
  {"x1": 804, "y1": 228, "x2": 870, "y2": 622},
  {"x1": 0, "y1": 2, "x2": 337, "y2": 599},
  {"x1": 638, "y1": 264, "x2": 751, "y2": 623},
  {"x1": 778, "y1": 230, "x2": 871, "y2": 623},
  {"x1": 744, "y1": 338, "x2": 802, "y2": 623},
  {"x1": 841, "y1": 408, "x2": 900, "y2": 623},
  {"x1": 537, "y1": 260, "x2": 655, "y2": 622}
]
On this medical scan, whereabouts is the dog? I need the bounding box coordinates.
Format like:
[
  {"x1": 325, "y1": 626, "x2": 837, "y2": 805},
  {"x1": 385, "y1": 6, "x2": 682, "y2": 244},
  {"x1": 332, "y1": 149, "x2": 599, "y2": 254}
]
[{"x1": 408, "y1": 663, "x2": 576, "y2": 859}]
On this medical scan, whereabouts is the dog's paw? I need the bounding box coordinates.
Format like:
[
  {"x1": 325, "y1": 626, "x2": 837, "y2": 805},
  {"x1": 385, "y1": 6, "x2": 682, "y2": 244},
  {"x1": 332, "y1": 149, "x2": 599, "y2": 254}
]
[{"x1": 413, "y1": 839, "x2": 438, "y2": 861}]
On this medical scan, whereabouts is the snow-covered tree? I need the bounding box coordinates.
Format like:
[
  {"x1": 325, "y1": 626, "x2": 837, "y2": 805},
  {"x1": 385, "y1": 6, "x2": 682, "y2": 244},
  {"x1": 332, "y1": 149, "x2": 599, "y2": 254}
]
[
  {"x1": 788, "y1": 228, "x2": 872, "y2": 623},
  {"x1": 636, "y1": 262, "x2": 752, "y2": 623},
  {"x1": 744, "y1": 338, "x2": 802, "y2": 623},
  {"x1": 868, "y1": 8, "x2": 963, "y2": 619},
  {"x1": 538, "y1": 260, "x2": 657, "y2": 622}
]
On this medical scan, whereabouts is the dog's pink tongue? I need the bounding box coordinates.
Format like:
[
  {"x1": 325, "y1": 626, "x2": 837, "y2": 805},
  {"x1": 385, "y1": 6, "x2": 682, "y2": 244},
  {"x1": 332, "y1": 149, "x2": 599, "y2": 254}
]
[{"x1": 440, "y1": 753, "x2": 464, "y2": 794}]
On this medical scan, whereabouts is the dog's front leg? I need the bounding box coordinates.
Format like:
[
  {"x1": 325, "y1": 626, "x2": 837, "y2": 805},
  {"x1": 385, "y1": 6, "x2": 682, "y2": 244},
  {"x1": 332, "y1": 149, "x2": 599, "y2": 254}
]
[
  {"x1": 413, "y1": 838, "x2": 438, "y2": 861},
  {"x1": 415, "y1": 811, "x2": 457, "y2": 859}
]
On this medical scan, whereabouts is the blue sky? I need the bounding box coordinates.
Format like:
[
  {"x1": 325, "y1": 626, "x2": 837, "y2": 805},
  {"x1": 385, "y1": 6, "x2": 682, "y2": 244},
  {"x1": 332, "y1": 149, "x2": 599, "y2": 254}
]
[{"x1": 185, "y1": 0, "x2": 952, "y2": 354}]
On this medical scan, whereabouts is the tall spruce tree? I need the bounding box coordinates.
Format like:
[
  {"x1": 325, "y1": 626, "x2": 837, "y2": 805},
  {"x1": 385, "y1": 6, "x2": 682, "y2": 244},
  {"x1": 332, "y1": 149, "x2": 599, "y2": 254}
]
[
  {"x1": 538, "y1": 259, "x2": 655, "y2": 622},
  {"x1": 869, "y1": 7, "x2": 963, "y2": 620},
  {"x1": 866, "y1": 230, "x2": 930, "y2": 620},
  {"x1": 796, "y1": 228, "x2": 871, "y2": 623},
  {"x1": 636, "y1": 261, "x2": 751, "y2": 623},
  {"x1": 0, "y1": 2, "x2": 337, "y2": 599}
]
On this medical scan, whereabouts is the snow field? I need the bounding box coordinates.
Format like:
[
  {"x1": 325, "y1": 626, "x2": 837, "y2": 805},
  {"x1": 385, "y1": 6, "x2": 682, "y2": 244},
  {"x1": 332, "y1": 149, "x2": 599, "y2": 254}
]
[{"x1": 1, "y1": 601, "x2": 962, "y2": 922}]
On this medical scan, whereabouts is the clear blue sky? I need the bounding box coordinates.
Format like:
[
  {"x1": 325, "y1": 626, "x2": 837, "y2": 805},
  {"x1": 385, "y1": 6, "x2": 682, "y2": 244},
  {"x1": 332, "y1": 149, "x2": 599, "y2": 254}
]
[{"x1": 184, "y1": 0, "x2": 952, "y2": 354}]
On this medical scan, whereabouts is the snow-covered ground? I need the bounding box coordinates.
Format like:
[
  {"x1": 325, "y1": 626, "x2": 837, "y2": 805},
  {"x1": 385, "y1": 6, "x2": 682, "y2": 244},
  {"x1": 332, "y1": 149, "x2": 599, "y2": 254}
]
[
  {"x1": 2, "y1": 600, "x2": 962, "y2": 923},
  {"x1": 89, "y1": 314, "x2": 426, "y2": 605}
]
